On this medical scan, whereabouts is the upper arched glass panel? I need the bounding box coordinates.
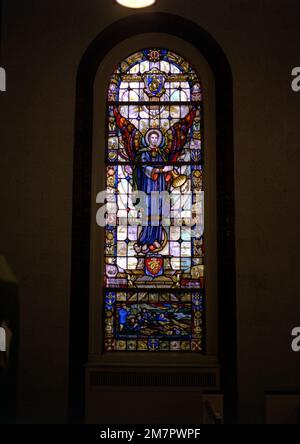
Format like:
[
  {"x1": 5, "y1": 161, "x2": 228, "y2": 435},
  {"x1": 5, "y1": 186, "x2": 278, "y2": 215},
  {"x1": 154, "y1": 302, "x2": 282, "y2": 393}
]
[{"x1": 108, "y1": 48, "x2": 202, "y2": 103}]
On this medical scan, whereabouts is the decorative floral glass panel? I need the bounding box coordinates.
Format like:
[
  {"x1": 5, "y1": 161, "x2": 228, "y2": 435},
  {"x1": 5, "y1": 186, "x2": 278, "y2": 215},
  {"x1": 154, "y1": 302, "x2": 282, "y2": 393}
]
[{"x1": 103, "y1": 49, "x2": 204, "y2": 352}]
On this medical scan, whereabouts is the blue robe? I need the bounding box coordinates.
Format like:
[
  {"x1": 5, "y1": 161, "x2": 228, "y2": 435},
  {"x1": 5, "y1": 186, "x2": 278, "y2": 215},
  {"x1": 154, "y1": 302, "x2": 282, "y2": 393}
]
[{"x1": 135, "y1": 149, "x2": 167, "y2": 247}]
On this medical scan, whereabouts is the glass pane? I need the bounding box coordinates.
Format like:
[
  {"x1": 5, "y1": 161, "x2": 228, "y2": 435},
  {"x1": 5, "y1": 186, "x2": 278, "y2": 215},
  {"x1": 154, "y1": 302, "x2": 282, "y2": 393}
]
[
  {"x1": 104, "y1": 291, "x2": 203, "y2": 352},
  {"x1": 104, "y1": 48, "x2": 205, "y2": 353}
]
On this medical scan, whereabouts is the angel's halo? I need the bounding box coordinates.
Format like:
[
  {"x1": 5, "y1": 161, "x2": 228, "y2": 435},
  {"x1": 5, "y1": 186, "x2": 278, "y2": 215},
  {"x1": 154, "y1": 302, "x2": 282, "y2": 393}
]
[{"x1": 144, "y1": 128, "x2": 164, "y2": 147}]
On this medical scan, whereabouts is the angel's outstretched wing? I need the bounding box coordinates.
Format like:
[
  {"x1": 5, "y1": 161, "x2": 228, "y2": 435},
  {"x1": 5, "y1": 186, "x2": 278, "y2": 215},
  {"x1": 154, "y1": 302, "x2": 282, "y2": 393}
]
[
  {"x1": 113, "y1": 106, "x2": 142, "y2": 162},
  {"x1": 165, "y1": 106, "x2": 197, "y2": 161}
]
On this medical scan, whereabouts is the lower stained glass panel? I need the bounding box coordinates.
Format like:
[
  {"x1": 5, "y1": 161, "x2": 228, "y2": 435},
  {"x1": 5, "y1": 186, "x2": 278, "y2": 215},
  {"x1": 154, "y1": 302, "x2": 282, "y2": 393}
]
[{"x1": 104, "y1": 290, "x2": 203, "y2": 352}]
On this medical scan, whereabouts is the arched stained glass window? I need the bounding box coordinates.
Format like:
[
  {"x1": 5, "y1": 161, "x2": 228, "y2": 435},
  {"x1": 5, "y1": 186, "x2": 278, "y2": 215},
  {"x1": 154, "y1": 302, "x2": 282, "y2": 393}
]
[{"x1": 104, "y1": 48, "x2": 204, "y2": 352}]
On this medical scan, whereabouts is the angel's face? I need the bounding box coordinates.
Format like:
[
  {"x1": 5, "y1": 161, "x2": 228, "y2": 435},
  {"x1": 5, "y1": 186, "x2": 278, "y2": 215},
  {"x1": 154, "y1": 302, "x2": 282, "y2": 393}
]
[{"x1": 149, "y1": 133, "x2": 159, "y2": 147}]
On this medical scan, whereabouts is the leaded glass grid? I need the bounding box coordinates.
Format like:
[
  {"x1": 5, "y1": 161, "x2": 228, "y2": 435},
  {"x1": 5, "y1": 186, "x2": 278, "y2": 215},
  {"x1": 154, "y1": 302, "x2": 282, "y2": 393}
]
[{"x1": 103, "y1": 48, "x2": 204, "y2": 352}]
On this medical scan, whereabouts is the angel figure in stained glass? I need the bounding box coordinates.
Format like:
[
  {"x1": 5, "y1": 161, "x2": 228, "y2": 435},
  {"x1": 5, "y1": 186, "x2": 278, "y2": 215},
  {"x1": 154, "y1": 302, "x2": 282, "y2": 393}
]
[{"x1": 113, "y1": 105, "x2": 197, "y2": 254}]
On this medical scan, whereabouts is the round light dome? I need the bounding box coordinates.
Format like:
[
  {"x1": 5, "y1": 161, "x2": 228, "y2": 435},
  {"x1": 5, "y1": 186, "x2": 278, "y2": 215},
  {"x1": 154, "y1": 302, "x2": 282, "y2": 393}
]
[{"x1": 116, "y1": 0, "x2": 156, "y2": 9}]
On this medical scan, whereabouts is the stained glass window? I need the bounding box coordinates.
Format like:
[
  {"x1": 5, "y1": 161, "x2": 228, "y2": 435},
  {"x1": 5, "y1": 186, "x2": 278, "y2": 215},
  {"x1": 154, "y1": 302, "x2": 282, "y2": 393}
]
[{"x1": 103, "y1": 49, "x2": 204, "y2": 352}]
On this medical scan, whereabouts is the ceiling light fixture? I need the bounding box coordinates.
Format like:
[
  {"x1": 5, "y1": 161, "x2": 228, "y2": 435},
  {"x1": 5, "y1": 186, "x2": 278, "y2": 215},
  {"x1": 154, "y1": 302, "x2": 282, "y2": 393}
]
[{"x1": 115, "y1": 0, "x2": 156, "y2": 9}]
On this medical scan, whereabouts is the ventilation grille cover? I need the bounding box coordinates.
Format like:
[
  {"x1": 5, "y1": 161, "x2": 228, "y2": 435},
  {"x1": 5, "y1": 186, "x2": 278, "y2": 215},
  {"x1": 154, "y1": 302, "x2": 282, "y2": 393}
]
[{"x1": 89, "y1": 371, "x2": 217, "y2": 388}]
